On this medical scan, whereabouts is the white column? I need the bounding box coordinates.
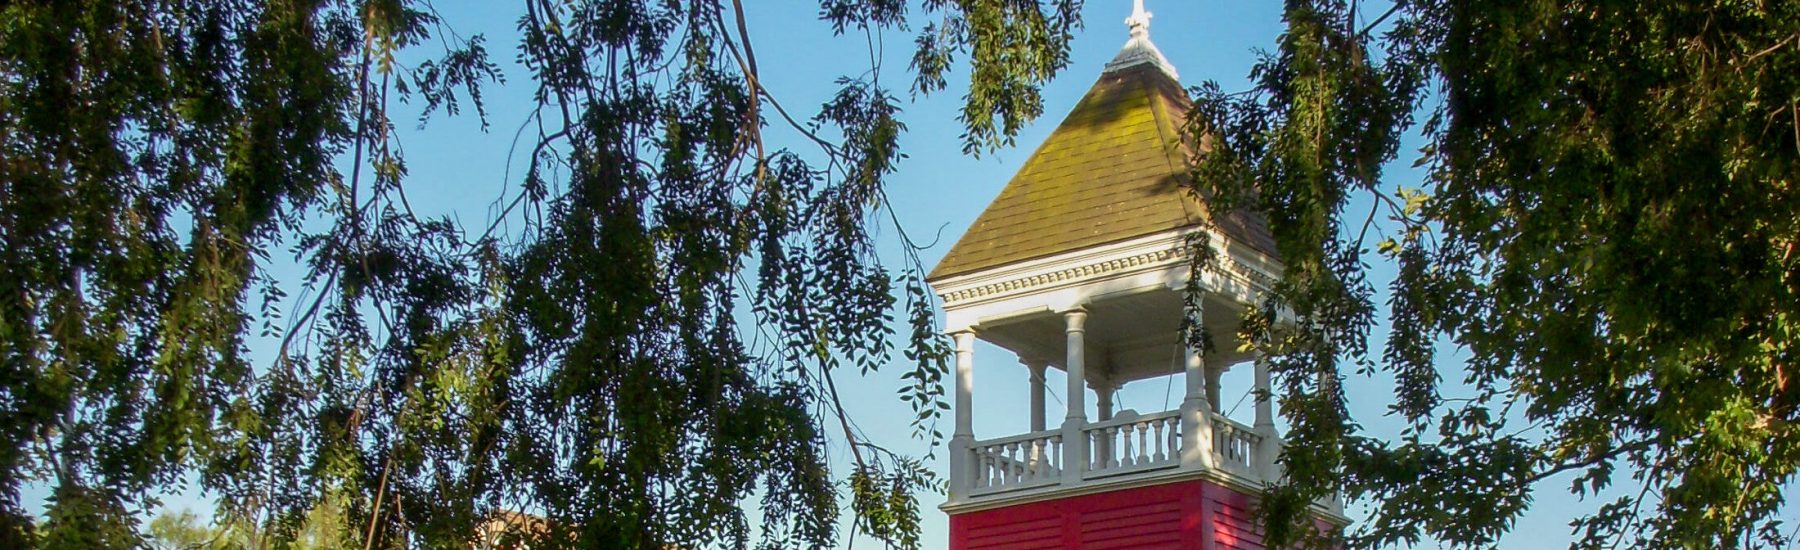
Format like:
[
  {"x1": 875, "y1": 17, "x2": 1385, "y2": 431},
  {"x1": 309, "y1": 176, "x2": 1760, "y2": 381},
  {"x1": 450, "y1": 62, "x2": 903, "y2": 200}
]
[
  {"x1": 1180, "y1": 341, "x2": 1216, "y2": 469},
  {"x1": 1205, "y1": 363, "x2": 1225, "y2": 414},
  {"x1": 1094, "y1": 376, "x2": 1115, "y2": 470},
  {"x1": 1095, "y1": 377, "x2": 1114, "y2": 422},
  {"x1": 949, "y1": 331, "x2": 976, "y2": 500},
  {"x1": 1060, "y1": 308, "x2": 1089, "y2": 485},
  {"x1": 1253, "y1": 354, "x2": 1274, "y2": 428},
  {"x1": 1253, "y1": 352, "x2": 1282, "y2": 482},
  {"x1": 954, "y1": 331, "x2": 976, "y2": 438},
  {"x1": 1027, "y1": 360, "x2": 1048, "y2": 432}
]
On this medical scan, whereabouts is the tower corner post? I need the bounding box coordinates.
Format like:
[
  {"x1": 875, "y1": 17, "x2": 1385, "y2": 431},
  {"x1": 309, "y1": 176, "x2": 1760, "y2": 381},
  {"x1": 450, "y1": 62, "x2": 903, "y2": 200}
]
[
  {"x1": 1060, "y1": 308, "x2": 1090, "y2": 486},
  {"x1": 949, "y1": 330, "x2": 977, "y2": 500},
  {"x1": 1252, "y1": 352, "x2": 1283, "y2": 483},
  {"x1": 1180, "y1": 342, "x2": 1217, "y2": 470}
]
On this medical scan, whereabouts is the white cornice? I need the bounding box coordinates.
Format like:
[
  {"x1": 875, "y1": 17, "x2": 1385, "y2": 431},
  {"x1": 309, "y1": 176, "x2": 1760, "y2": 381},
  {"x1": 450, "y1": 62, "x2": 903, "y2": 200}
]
[{"x1": 930, "y1": 229, "x2": 1280, "y2": 310}]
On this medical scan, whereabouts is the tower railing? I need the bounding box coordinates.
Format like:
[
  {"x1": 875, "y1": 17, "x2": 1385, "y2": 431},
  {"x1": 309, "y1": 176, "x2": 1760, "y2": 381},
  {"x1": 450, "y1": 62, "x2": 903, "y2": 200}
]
[
  {"x1": 967, "y1": 429, "x2": 1063, "y2": 496},
  {"x1": 954, "y1": 406, "x2": 1294, "y2": 506},
  {"x1": 1210, "y1": 413, "x2": 1262, "y2": 479},
  {"x1": 1083, "y1": 410, "x2": 1180, "y2": 478}
]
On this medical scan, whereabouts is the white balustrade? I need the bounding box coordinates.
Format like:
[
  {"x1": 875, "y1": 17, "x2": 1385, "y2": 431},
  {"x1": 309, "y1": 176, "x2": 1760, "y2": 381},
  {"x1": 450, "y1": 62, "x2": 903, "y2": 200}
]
[
  {"x1": 1082, "y1": 410, "x2": 1180, "y2": 478},
  {"x1": 969, "y1": 430, "x2": 1062, "y2": 494},
  {"x1": 953, "y1": 409, "x2": 1282, "y2": 503},
  {"x1": 1210, "y1": 413, "x2": 1262, "y2": 476}
]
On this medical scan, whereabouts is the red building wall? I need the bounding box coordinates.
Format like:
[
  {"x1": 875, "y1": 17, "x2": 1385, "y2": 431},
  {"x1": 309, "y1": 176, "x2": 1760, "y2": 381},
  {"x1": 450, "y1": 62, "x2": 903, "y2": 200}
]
[{"x1": 948, "y1": 478, "x2": 1268, "y2": 550}]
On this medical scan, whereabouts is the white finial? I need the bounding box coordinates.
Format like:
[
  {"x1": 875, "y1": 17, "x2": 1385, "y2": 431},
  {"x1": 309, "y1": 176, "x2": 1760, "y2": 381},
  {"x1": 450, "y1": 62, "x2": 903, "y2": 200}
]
[
  {"x1": 1126, "y1": 0, "x2": 1152, "y2": 37},
  {"x1": 1105, "y1": 0, "x2": 1177, "y2": 78}
]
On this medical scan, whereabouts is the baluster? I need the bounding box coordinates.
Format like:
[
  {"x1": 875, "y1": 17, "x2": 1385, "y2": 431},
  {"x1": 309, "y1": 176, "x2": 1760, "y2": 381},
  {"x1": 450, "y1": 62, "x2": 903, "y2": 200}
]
[
  {"x1": 1142, "y1": 421, "x2": 1154, "y2": 464},
  {"x1": 1033, "y1": 439, "x2": 1046, "y2": 480},
  {"x1": 1238, "y1": 433, "x2": 1249, "y2": 465},
  {"x1": 985, "y1": 446, "x2": 996, "y2": 486},
  {"x1": 1050, "y1": 436, "x2": 1063, "y2": 475},
  {"x1": 1091, "y1": 430, "x2": 1103, "y2": 471},
  {"x1": 1156, "y1": 419, "x2": 1166, "y2": 462},
  {"x1": 976, "y1": 447, "x2": 987, "y2": 487},
  {"x1": 1172, "y1": 418, "x2": 1182, "y2": 458},
  {"x1": 1093, "y1": 427, "x2": 1103, "y2": 470},
  {"x1": 1145, "y1": 420, "x2": 1157, "y2": 464},
  {"x1": 1033, "y1": 438, "x2": 1047, "y2": 478},
  {"x1": 1134, "y1": 423, "x2": 1147, "y2": 465},
  {"x1": 1090, "y1": 430, "x2": 1102, "y2": 471},
  {"x1": 1220, "y1": 430, "x2": 1232, "y2": 465},
  {"x1": 1016, "y1": 442, "x2": 1026, "y2": 480},
  {"x1": 972, "y1": 448, "x2": 984, "y2": 489},
  {"x1": 998, "y1": 444, "x2": 1011, "y2": 483},
  {"x1": 987, "y1": 445, "x2": 997, "y2": 485},
  {"x1": 1147, "y1": 420, "x2": 1158, "y2": 462},
  {"x1": 1220, "y1": 427, "x2": 1232, "y2": 465},
  {"x1": 1131, "y1": 421, "x2": 1146, "y2": 466},
  {"x1": 1171, "y1": 418, "x2": 1182, "y2": 461},
  {"x1": 1029, "y1": 438, "x2": 1044, "y2": 481},
  {"x1": 1116, "y1": 425, "x2": 1131, "y2": 468},
  {"x1": 1152, "y1": 419, "x2": 1167, "y2": 463},
  {"x1": 972, "y1": 447, "x2": 986, "y2": 488},
  {"x1": 997, "y1": 443, "x2": 1008, "y2": 486},
  {"x1": 1175, "y1": 419, "x2": 1185, "y2": 459},
  {"x1": 1236, "y1": 430, "x2": 1246, "y2": 464},
  {"x1": 994, "y1": 444, "x2": 1006, "y2": 486},
  {"x1": 1124, "y1": 423, "x2": 1139, "y2": 466},
  {"x1": 1224, "y1": 432, "x2": 1235, "y2": 465},
  {"x1": 1104, "y1": 426, "x2": 1118, "y2": 469},
  {"x1": 1232, "y1": 428, "x2": 1242, "y2": 464},
  {"x1": 1123, "y1": 422, "x2": 1137, "y2": 467},
  {"x1": 1216, "y1": 425, "x2": 1231, "y2": 463},
  {"x1": 993, "y1": 447, "x2": 1008, "y2": 485},
  {"x1": 1015, "y1": 442, "x2": 1027, "y2": 482},
  {"x1": 1104, "y1": 428, "x2": 1115, "y2": 470},
  {"x1": 1109, "y1": 425, "x2": 1122, "y2": 468},
  {"x1": 1041, "y1": 439, "x2": 1051, "y2": 481},
  {"x1": 1008, "y1": 442, "x2": 1022, "y2": 485},
  {"x1": 976, "y1": 449, "x2": 989, "y2": 488},
  {"x1": 976, "y1": 447, "x2": 986, "y2": 487}
]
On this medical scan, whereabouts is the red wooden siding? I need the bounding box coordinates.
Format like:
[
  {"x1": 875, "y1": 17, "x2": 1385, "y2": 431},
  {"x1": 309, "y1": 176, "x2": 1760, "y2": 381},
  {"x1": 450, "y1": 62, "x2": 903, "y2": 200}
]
[{"x1": 949, "y1": 479, "x2": 1272, "y2": 550}]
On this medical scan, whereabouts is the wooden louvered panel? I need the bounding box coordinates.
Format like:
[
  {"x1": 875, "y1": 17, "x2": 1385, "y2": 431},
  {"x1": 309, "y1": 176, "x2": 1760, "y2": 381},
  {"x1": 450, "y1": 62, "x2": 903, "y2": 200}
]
[
  {"x1": 1078, "y1": 499, "x2": 1183, "y2": 548},
  {"x1": 948, "y1": 477, "x2": 1333, "y2": 550},
  {"x1": 966, "y1": 516, "x2": 1062, "y2": 550},
  {"x1": 1082, "y1": 529, "x2": 1183, "y2": 549},
  {"x1": 1211, "y1": 490, "x2": 1266, "y2": 550},
  {"x1": 966, "y1": 534, "x2": 1063, "y2": 550},
  {"x1": 1082, "y1": 508, "x2": 1181, "y2": 530}
]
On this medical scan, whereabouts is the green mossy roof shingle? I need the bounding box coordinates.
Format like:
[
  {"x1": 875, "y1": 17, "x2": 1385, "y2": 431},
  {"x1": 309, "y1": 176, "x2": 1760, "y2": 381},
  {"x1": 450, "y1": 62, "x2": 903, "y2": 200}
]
[{"x1": 928, "y1": 63, "x2": 1277, "y2": 282}]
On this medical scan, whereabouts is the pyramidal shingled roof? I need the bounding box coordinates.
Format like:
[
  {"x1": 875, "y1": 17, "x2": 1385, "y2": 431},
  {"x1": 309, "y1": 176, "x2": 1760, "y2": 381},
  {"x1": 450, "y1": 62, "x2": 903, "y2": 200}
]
[{"x1": 928, "y1": 28, "x2": 1277, "y2": 282}]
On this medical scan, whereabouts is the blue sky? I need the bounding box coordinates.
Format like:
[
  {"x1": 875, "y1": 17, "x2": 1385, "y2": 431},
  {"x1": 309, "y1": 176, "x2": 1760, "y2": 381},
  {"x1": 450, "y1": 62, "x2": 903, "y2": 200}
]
[{"x1": 34, "y1": 1, "x2": 1794, "y2": 548}]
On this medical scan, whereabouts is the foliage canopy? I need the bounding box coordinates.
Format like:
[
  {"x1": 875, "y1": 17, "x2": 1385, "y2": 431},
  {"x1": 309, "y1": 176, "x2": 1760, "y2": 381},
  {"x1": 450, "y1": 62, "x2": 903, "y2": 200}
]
[
  {"x1": 4, "y1": 1, "x2": 1798, "y2": 549},
  {"x1": 1190, "y1": 0, "x2": 1800, "y2": 547},
  {"x1": 0, "y1": 0, "x2": 1080, "y2": 548}
]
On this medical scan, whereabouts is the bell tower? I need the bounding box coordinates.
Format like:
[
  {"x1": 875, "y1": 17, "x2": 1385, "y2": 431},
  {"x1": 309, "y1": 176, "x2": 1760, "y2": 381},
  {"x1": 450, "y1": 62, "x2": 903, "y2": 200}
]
[{"x1": 931, "y1": 2, "x2": 1344, "y2": 548}]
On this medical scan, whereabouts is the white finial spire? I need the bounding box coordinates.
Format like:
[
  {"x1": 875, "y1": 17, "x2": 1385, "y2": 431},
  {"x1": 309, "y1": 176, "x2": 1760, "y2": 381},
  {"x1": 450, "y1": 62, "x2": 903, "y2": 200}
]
[
  {"x1": 1126, "y1": 0, "x2": 1151, "y2": 37},
  {"x1": 1104, "y1": 0, "x2": 1178, "y2": 78}
]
